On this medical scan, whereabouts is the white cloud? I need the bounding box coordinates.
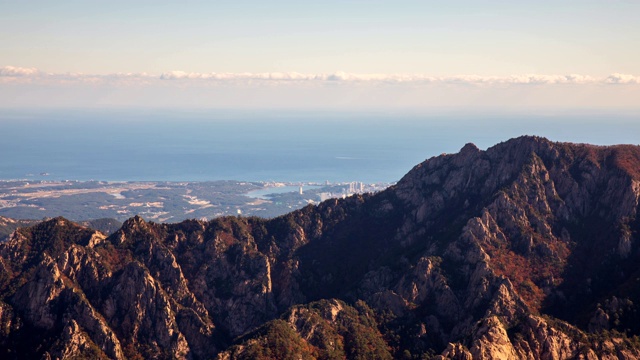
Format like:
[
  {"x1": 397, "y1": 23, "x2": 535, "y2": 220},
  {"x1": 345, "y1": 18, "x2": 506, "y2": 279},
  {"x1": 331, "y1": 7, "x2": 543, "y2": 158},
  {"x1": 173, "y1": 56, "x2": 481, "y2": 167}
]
[
  {"x1": 1, "y1": 66, "x2": 638, "y2": 87},
  {"x1": 0, "y1": 66, "x2": 40, "y2": 77},
  {"x1": 159, "y1": 71, "x2": 326, "y2": 81},
  {"x1": 157, "y1": 71, "x2": 639, "y2": 86},
  {"x1": 605, "y1": 73, "x2": 640, "y2": 84},
  {"x1": 501, "y1": 74, "x2": 596, "y2": 84}
]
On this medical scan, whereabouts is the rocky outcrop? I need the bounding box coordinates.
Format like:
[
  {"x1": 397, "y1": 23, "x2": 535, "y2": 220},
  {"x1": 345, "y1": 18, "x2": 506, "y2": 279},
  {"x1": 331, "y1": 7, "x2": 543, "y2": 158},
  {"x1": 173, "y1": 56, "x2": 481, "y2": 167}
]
[
  {"x1": 1, "y1": 136, "x2": 640, "y2": 359},
  {"x1": 218, "y1": 299, "x2": 392, "y2": 360}
]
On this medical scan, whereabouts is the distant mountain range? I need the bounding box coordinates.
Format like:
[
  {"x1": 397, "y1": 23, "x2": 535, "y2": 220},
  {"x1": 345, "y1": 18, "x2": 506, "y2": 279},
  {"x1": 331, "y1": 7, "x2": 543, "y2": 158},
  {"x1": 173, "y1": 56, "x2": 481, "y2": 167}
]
[{"x1": 1, "y1": 136, "x2": 640, "y2": 359}]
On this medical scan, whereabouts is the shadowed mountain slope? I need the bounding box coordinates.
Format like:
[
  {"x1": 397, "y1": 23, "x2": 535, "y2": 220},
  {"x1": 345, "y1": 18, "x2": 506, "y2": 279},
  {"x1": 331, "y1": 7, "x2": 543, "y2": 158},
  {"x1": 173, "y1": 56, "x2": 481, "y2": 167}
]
[{"x1": 1, "y1": 136, "x2": 640, "y2": 359}]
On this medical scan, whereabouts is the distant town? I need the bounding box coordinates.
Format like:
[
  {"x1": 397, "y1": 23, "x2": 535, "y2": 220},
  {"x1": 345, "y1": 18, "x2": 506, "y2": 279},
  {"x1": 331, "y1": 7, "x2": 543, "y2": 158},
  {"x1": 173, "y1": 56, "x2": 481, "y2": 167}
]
[{"x1": 0, "y1": 179, "x2": 392, "y2": 223}]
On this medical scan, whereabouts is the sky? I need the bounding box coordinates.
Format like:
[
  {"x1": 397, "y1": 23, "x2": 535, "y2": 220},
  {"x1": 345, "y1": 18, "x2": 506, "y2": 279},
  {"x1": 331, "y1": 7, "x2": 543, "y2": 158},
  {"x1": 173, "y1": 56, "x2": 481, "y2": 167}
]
[{"x1": 1, "y1": 0, "x2": 639, "y2": 111}]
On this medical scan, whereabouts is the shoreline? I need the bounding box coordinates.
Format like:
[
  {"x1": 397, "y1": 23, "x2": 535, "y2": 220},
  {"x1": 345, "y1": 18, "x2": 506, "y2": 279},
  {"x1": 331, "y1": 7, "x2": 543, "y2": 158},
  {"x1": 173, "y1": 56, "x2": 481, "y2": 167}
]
[{"x1": 0, "y1": 179, "x2": 392, "y2": 223}]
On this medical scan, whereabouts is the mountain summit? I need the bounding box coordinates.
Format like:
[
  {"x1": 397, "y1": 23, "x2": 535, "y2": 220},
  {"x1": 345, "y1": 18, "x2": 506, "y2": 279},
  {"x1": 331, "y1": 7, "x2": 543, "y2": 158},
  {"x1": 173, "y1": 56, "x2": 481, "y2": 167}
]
[{"x1": 1, "y1": 136, "x2": 640, "y2": 359}]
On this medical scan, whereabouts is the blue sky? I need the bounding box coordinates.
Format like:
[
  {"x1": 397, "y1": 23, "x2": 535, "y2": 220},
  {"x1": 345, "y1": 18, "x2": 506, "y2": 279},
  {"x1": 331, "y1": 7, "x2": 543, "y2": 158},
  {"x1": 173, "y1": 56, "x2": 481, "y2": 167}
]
[{"x1": 1, "y1": 0, "x2": 639, "y2": 110}]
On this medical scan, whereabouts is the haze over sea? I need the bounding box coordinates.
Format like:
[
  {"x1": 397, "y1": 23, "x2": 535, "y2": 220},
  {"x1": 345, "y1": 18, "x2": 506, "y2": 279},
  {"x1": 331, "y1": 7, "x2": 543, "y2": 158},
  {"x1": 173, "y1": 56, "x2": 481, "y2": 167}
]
[{"x1": 2, "y1": 109, "x2": 639, "y2": 184}]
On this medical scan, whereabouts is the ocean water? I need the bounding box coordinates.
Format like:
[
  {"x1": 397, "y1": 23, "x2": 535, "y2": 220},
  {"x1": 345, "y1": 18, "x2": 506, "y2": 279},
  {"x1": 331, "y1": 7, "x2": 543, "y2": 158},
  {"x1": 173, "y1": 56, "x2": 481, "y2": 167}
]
[{"x1": 1, "y1": 109, "x2": 639, "y2": 183}]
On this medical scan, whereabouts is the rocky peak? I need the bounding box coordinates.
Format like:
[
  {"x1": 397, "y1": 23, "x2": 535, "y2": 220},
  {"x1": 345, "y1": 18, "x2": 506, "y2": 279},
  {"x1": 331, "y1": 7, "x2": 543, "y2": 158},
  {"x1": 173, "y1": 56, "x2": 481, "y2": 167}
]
[
  {"x1": 111, "y1": 214, "x2": 162, "y2": 246},
  {"x1": 119, "y1": 215, "x2": 149, "y2": 235},
  {"x1": 0, "y1": 217, "x2": 100, "y2": 271},
  {"x1": 459, "y1": 142, "x2": 480, "y2": 155}
]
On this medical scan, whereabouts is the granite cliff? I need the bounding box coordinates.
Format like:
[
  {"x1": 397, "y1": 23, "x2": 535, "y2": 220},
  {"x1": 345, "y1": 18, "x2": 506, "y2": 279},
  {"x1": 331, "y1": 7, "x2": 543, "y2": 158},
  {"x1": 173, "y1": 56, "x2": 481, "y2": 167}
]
[{"x1": 1, "y1": 136, "x2": 640, "y2": 359}]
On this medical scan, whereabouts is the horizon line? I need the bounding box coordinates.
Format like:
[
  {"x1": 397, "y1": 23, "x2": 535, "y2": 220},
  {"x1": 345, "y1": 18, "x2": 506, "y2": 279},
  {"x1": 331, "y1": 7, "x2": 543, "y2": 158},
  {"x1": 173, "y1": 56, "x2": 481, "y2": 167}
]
[{"x1": 2, "y1": 65, "x2": 639, "y2": 86}]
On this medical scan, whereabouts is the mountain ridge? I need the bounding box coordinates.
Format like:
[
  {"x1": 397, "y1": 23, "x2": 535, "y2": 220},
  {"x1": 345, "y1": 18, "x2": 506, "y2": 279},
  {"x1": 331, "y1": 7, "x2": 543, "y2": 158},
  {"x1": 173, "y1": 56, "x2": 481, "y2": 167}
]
[{"x1": 1, "y1": 136, "x2": 640, "y2": 359}]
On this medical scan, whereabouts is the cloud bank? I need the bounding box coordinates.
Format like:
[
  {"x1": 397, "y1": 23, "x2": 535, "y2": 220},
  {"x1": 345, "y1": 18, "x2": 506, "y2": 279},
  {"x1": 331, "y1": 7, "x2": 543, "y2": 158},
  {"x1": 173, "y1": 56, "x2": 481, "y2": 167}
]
[
  {"x1": 2, "y1": 66, "x2": 639, "y2": 86},
  {"x1": 0, "y1": 66, "x2": 40, "y2": 77},
  {"x1": 2, "y1": 65, "x2": 639, "y2": 110}
]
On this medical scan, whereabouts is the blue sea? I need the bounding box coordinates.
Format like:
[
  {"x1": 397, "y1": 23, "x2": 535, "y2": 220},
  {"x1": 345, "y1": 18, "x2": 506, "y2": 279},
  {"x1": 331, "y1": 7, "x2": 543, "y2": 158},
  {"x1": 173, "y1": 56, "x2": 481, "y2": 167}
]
[{"x1": 1, "y1": 109, "x2": 639, "y2": 183}]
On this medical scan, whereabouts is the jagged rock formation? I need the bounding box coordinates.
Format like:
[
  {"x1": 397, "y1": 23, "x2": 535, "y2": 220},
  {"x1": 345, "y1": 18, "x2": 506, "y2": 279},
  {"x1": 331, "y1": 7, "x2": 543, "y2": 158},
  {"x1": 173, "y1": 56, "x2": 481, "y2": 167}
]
[
  {"x1": 1, "y1": 136, "x2": 640, "y2": 359},
  {"x1": 0, "y1": 217, "x2": 122, "y2": 242},
  {"x1": 219, "y1": 299, "x2": 392, "y2": 360}
]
